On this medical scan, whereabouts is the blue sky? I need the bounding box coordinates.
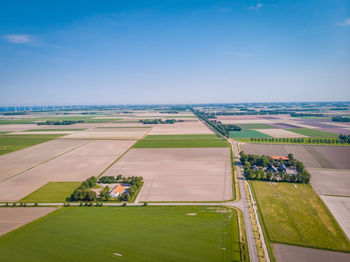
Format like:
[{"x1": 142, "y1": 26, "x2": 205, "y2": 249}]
[{"x1": 0, "y1": 0, "x2": 349, "y2": 105}]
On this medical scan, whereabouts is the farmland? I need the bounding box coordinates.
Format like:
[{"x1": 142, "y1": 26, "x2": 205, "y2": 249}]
[
  {"x1": 0, "y1": 140, "x2": 135, "y2": 202},
  {"x1": 19, "y1": 182, "x2": 81, "y2": 203},
  {"x1": 132, "y1": 137, "x2": 229, "y2": 148},
  {"x1": 286, "y1": 128, "x2": 339, "y2": 138},
  {"x1": 0, "y1": 207, "x2": 56, "y2": 237},
  {"x1": 0, "y1": 206, "x2": 240, "y2": 262},
  {"x1": 0, "y1": 134, "x2": 64, "y2": 155},
  {"x1": 240, "y1": 143, "x2": 350, "y2": 169},
  {"x1": 237, "y1": 124, "x2": 276, "y2": 129},
  {"x1": 103, "y1": 148, "x2": 232, "y2": 201},
  {"x1": 229, "y1": 129, "x2": 271, "y2": 138},
  {"x1": 250, "y1": 181, "x2": 350, "y2": 252}
]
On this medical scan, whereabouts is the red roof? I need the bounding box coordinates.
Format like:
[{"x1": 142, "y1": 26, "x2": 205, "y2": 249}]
[
  {"x1": 113, "y1": 184, "x2": 125, "y2": 194},
  {"x1": 270, "y1": 156, "x2": 289, "y2": 161}
]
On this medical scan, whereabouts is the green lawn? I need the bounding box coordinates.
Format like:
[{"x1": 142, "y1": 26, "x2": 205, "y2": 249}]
[
  {"x1": 19, "y1": 182, "x2": 81, "y2": 203},
  {"x1": 0, "y1": 134, "x2": 64, "y2": 155},
  {"x1": 132, "y1": 138, "x2": 229, "y2": 148},
  {"x1": 250, "y1": 181, "x2": 350, "y2": 252},
  {"x1": 229, "y1": 129, "x2": 271, "y2": 138},
  {"x1": 238, "y1": 124, "x2": 276, "y2": 129},
  {"x1": 286, "y1": 128, "x2": 339, "y2": 138},
  {"x1": 0, "y1": 206, "x2": 241, "y2": 262}
]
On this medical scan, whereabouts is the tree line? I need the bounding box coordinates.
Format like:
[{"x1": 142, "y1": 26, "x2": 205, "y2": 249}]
[
  {"x1": 37, "y1": 120, "x2": 84, "y2": 125},
  {"x1": 332, "y1": 116, "x2": 350, "y2": 122},
  {"x1": 250, "y1": 137, "x2": 350, "y2": 144},
  {"x1": 140, "y1": 119, "x2": 183, "y2": 124}
]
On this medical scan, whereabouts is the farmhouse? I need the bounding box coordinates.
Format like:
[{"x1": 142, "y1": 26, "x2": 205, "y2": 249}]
[
  {"x1": 266, "y1": 164, "x2": 278, "y2": 173},
  {"x1": 110, "y1": 184, "x2": 125, "y2": 198},
  {"x1": 270, "y1": 155, "x2": 289, "y2": 161}
]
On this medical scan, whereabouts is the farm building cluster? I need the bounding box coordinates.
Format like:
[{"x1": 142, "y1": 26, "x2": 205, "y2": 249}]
[{"x1": 240, "y1": 152, "x2": 310, "y2": 183}]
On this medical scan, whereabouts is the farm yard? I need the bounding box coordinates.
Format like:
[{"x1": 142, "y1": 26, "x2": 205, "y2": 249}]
[{"x1": 0, "y1": 206, "x2": 240, "y2": 262}]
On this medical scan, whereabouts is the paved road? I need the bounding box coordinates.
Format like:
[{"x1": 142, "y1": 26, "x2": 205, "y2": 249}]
[{"x1": 231, "y1": 139, "x2": 270, "y2": 262}]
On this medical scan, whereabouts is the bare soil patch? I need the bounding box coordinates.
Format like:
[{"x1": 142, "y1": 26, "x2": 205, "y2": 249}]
[
  {"x1": 63, "y1": 128, "x2": 149, "y2": 139},
  {"x1": 0, "y1": 124, "x2": 37, "y2": 132},
  {"x1": 0, "y1": 139, "x2": 88, "y2": 181},
  {"x1": 0, "y1": 207, "x2": 56, "y2": 236},
  {"x1": 0, "y1": 140, "x2": 135, "y2": 202},
  {"x1": 272, "y1": 243, "x2": 350, "y2": 262},
  {"x1": 310, "y1": 169, "x2": 350, "y2": 196},
  {"x1": 255, "y1": 128, "x2": 308, "y2": 138},
  {"x1": 320, "y1": 195, "x2": 350, "y2": 240},
  {"x1": 148, "y1": 121, "x2": 213, "y2": 135},
  {"x1": 103, "y1": 148, "x2": 232, "y2": 201}
]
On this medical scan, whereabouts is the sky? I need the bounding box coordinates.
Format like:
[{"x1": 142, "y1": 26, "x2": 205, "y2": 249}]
[{"x1": 0, "y1": 0, "x2": 349, "y2": 105}]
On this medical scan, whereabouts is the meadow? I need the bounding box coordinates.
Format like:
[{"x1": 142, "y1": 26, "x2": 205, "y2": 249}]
[
  {"x1": 133, "y1": 134, "x2": 229, "y2": 148},
  {"x1": 250, "y1": 181, "x2": 350, "y2": 252},
  {"x1": 229, "y1": 129, "x2": 271, "y2": 138},
  {"x1": 0, "y1": 134, "x2": 64, "y2": 155},
  {"x1": 0, "y1": 206, "x2": 241, "y2": 262},
  {"x1": 286, "y1": 128, "x2": 339, "y2": 138},
  {"x1": 19, "y1": 182, "x2": 81, "y2": 203}
]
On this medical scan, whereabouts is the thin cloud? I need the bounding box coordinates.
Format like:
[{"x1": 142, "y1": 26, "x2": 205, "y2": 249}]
[
  {"x1": 336, "y1": 18, "x2": 350, "y2": 27},
  {"x1": 249, "y1": 3, "x2": 264, "y2": 11},
  {"x1": 3, "y1": 34, "x2": 35, "y2": 44}
]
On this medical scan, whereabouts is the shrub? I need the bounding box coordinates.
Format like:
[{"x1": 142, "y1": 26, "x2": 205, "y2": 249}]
[
  {"x1": 143, "y1": 202, "x2": 148, "y2": 206},
  {"x1": 122, "y1": 202, "x2": 127, "y2": 207}
]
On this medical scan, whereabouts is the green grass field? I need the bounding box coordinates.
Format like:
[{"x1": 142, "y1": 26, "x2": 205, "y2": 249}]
[
  {"x1": 250, "y1": 181, "x2": 350, "y2": 252},
  {"x1": 0, "y1": 206, "x2": 241, "y2": 262},
  {"x1": 132, "y1": 138, "x2": 229, "y2": 148},
  {"x1": 143, "y1": 134, "x2": 220, "y2": 140},
  {"x1": 286, "y1": 128, "x2": 339, "y2": 138},
  {"x1": 19, "y1": 182, "x2": 81, "y2": 203},
  {"x1": 229, "y1": 129, "x2": 272, "y2": 138},
  {"x1": 238, "y1": 124, "x2": 275, "y2": 129},
  {"x1": 0, "y1": 134, "x2": 64, "y2": 155}
]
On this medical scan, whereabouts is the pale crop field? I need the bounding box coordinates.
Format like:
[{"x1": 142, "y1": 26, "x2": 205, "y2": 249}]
[{"x1": 103, "y1": 148, "x2": 232, "y2": 201}]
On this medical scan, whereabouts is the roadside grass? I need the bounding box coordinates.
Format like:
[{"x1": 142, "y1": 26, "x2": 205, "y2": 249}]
[
  {"x1": 286, "y1": 128, "x2": 339, "y2": 138},
  {"x1": 250, "y1": 181, "x2": 350, "y2": 252},
  {"x1": 238, "y1": 124, "x2": 276, "y2": 129},
  {"x1": 24, "y1": 129, "x2": 86, "y2": 132},
  {"x1": 0, "y1": 206, "x2": 240, "y2": 262},
  {"x1": 229, "y1": 129, "x2": 272, "y2": 138},
  {"x1": 132, "y1": 138, "x2": 229, "y2": 148},
  {"x1": 19, "y1": 182, "x2": 81, "y2": 203},
  {"x1": 0, "y1": 134, "x2": 64, "y2": 155}
]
